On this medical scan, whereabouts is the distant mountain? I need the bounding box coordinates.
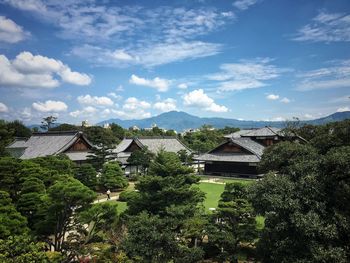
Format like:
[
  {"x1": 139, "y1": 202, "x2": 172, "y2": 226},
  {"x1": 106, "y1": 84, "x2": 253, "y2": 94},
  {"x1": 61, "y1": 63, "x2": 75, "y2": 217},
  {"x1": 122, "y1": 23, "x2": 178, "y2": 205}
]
[{"x1": 97, "y1": 111, "x2": 350, "y2": 131}]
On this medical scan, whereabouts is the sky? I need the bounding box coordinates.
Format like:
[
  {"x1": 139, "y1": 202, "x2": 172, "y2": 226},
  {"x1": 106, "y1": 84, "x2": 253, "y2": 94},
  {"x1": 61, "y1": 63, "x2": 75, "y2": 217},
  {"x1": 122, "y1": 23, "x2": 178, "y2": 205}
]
[{"x1": 0, "y1": 0, "x2": 350, "y2": 125}]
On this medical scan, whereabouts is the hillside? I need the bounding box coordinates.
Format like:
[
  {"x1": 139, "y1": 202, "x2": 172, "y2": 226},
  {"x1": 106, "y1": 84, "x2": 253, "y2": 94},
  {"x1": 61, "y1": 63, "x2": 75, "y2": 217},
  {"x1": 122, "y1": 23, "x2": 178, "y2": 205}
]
[{"x1": 97, "y1": 111, "x2": 350, "y2": 131}]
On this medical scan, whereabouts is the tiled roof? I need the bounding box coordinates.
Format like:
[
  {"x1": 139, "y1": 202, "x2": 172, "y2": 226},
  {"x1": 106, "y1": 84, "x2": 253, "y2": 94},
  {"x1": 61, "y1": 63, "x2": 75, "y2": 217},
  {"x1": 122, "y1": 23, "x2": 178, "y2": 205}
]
[
  {"x1": 231, "y1": 137, "x2": 265, "y2": 157},
  {"x1": 195, "y1": 153, "x2": 260, "y2": 163},
  {"x1": 114, "y1": 137, "x2": 192, "y2": 154},
  {"x1": 6, "y1": 131, "x2": 93, "y2": 160},
  {"x1": 225, "y1": 127, "x2": 283, "y2": 138}
]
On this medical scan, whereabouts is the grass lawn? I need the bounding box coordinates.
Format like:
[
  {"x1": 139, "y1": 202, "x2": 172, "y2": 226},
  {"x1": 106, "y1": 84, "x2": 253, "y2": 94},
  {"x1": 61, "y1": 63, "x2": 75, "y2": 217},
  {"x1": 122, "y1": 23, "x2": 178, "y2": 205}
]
[{"x1": 198, "y1": 182, "x2": 225, "y2": 211}]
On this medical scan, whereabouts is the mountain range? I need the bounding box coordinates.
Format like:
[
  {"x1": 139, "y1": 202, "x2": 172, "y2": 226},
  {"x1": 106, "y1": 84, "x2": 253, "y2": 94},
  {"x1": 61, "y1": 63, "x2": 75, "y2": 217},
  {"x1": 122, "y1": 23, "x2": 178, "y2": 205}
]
[{"x1": 97, "y1": 111, "x2": 350, "y2": 131}]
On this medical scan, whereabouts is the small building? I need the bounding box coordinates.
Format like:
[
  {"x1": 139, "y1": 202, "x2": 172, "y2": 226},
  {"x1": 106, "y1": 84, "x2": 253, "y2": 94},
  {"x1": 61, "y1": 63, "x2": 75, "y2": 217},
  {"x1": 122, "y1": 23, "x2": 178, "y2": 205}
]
[
  {"x1": 195, "y1": 127, "x2": 305, "y2": 178},
  {"x1": 6, "y1": 131, "x2": 94, "y2": 164},
  {"x1": 113, "y1": 136, "x2": 192, "y2": 174}
]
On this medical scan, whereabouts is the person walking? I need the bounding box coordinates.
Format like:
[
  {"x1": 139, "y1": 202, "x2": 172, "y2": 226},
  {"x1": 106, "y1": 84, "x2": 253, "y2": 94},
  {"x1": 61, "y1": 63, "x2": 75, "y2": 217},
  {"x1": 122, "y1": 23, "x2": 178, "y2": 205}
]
[{"x1": 106, "y1": 189, "x2": 111, "y2": 200}]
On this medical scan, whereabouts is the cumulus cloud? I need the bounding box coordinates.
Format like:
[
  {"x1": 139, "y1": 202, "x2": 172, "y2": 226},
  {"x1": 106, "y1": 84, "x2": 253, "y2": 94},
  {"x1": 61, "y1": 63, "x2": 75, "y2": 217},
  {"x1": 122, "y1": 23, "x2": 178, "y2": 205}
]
[
  {"x1": 129, "y1": 74, "x2": 170, "y2": 92},
  {"x1": 0, "y1": 52, "x2": 91, "y2": 88},
  {"x1": 266, "y1": 94, "x2": 279, "y2": 100},
  {"x1": 208, "y1": 58, "x2": 286, "y2": 91},
  {"x1": 296, "y1": 59, "x2": 350, "y2": 91},
  {"x1": 293, "y1": 12, "x2": 350, "y2": 42},
  {"x1": 108, "y1": 92, "x2": 122, "y2": 100},
  {"x1": 0, "y1": 102, "x2": 9, "y2": 113},
  {"x1": 280, "y1": 97, "x2": 290, "y2": 103},
  {"x1": 77, "y1": 94, "x2": 114, "y2": 106},
  {"x1": 178, "y1": 83, "x2": 188, "y2": 89},
  {"x1": 183, "y1": 89, "x2": 228, "y2": 112},
  {"x1": 153, "y1": 98, "x2": 177, "y2": 112},
  {"x1": 0, "y1": 16, "x2": 30, "y2": 43},
  {"x1": 233, "y1": 0, "x2": 259, "y2": 11},
  {"x1": 69, "y1": 106, "x2": 97, "y2": 117},
  {"x1": 32, "y1": 100, "x2": 68, "y2": 112}
]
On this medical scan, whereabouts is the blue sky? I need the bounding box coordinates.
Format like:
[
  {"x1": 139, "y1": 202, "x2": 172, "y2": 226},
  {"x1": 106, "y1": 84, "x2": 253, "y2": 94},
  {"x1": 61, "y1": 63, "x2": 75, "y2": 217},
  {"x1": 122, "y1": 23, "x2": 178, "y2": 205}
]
[{"x1": 0, "y1": 0, "x2": 349, "y2": 124}]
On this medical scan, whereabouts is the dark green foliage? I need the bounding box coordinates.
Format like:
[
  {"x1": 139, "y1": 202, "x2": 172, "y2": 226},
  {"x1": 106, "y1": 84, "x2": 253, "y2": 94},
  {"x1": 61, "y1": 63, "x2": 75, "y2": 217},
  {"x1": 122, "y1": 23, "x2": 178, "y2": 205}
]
[
  {"x1": 17, "y1": 177, "x2": 46, "y2": 230},
  {"x1": 0, "y1": 235, "x2": 49, "y2": 263},
  {"x1": 87, "y1": 144, "x2": 117, "y2": 171},
  {"x1": 99, "y1": 161, "x2": 128, "y2": 190},
  {"x1": 250, "y1": 131, "x2": 350, "y2": 263},
  {"x1": 122, "y1": 212, "x2": 204, "y2": 263},
  {"x1": 41, "y1": 177, "x2": 96, "y2": 251},
  {"x1": 110, "y1": 123, "x2": 125, "y2": 140},
  {"x1": 127, "y1": 147, "x2": 154, "y2": 174},
  {"x1": 74, "y1": 163, "x2": 97, "y2": 189},
  {"x1": 207, "y1": 183, "x2": 258, "y2": 261},
  {"x1": 127, "y1": 150, "x2": 203, "y2": 216},
  {"x1": 298, "y1": 120, "x2": 350, "y2": 154},
  {"x1": 118, "y1": 190, "x2": 138, "y2": 202},
  {"x1": 181, "y1": 125, "x2": 239, "y2": 153},
  {"x1": 0, "y1": 157, "x2": 22, "y2": 199},
  {"x1": 0, "y1": 119, "x2": 31, "y2": 156},
  {"x1": 50, "y1": 123, "x2": 79, "y2": 131},
  {"x1": 31, "y1": 155, "x2": 75, "y2": 177},
  {"x1": 83, "y1": 126, "x2": 119, "y2": 146},
  {"x1": 0, "y1": 191, "x2": 28, "y2": 239}
]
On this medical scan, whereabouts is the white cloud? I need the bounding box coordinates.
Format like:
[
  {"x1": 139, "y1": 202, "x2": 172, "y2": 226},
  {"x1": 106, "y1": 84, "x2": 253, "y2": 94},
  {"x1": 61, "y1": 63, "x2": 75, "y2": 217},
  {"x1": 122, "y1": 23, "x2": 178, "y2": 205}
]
[
  {"x1": 296, "y1": 59, "x2": 350, "y2": 91},
  {"x1": 32, "y1": 100, "x2": 68, "y2": 112},
  {"x1": 0, "y1": 102, "x2": 9, "y2": 113},
  {"x1": 178, "y1": 83, "x2": 188, "y2": 89},
  {"x1": 129, "y1": 74, "x2": 170, "y2": 92},
  {"x1": 233, "y1": 0, "x2": 259, "y2": 11},
  {"x1": 123, "y1": 97, "x2": 151, "y2": 111},
  {"x1": 108, "y1": 92, "x2": 122, "y2": 100},
  {"x1": 337, "y1": 106, "x2": 350, "y2": 112},
  {"x1": 183, "y1": 89, "x2": 228, "y2": 112},
  {"x1": 0, "y1": 52, "x2": 91, "y2": 88},
  {"x1": 280, "y1": 97, "x2": 290, "y2": 103},
  {"x1": 208, "y1": 58, "x2": 285, "y2": 91},
  {"x1": 110, "y1": 97, "x2": 152, "y2": 119},
  {"x1": 77, "y1": 94, "x2": 113, "y2": 106},
  {"x1": 266, "y1": 94, "x2": 279, "y2": 100},
  {"x1": 0, "y1": 16, "x2": 30, "y2": 43},
  {"x1": 72, "y1": 41, "x2": 222, "y2": 68},
  {"x1": 293, "y1": 11, "x2": 350, "y2": 42},
  {"x1": 69, "y1": 106, "x2": 97, "y2": 118},
  {"x1": 153, "y1": 98, "x2": 177, "y2": 112}
]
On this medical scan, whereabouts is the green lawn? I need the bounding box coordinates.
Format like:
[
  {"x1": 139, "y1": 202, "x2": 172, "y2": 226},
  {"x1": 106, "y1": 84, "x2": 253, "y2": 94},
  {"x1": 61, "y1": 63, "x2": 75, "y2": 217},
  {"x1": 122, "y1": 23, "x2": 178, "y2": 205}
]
[{"x1": 198, "y1": 182, "x2": 225, "y2": 211}]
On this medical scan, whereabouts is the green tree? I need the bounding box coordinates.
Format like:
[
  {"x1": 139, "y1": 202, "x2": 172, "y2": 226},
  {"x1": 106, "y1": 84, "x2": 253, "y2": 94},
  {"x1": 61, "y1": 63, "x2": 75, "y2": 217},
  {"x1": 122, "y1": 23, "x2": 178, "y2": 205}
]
[
  {"x1": 74, "y1": 163, "x2": 97, "y2": 189},
  {"x1": 50, "y1": 123, "x2": 79, "y2": 132},
  {"x1": 87, "y1": 144, "x2": 117, "y2": 171},
  {"x1": 0, "y1": 191, "x2": 28, "y2": 239},
  {"x1": 0, "y1": 157, "x2": 23, "y2": 200},
  {"x1": 110, "y1": 123, "x2": 125, "y2": 140},
  {"x1": 99, "y1": 161, "x2": 128, "y2": 190},
  {"x1": 39, "y1": 177, "x2": 96, "y2": 251},
  {"x1": 127, "y1": 147, "x2": 154, "y2": 174},
  {"x1": 250, "y1": 140, "x2": 350, "y2": 262},
  {"x1": 17, "y1": 177, "x2": 46, "y2": 230},
  {"x1": 83, "y1": 126, "x2": 118, "y2": 146},
  {"x1": 208, "y1": 183, "x2": 258, "y2": 262},
  {"x1": 0, "y1": 235, "x2": 49, "y2": 263},
  {"x1": 41, "y1": 116, "x2": 57, "y2": 131}
]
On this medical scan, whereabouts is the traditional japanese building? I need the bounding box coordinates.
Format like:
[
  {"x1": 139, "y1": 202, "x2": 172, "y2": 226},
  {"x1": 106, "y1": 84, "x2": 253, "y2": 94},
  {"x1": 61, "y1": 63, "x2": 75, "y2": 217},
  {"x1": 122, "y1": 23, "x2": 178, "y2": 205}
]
[
  {"x1": 6, "y1": 131, "x2": 94, "y2": 164},
  {"x1": 113, "y1": 136, "x2": 192, "y2": 173},
  {"x1": 195, "y1": 127, "x2": 305, "y2": 177}
]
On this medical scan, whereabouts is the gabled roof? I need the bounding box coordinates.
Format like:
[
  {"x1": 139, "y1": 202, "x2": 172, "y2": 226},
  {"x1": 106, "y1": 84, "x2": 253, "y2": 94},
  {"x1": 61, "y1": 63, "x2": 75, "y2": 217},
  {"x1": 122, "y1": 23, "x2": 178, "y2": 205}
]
[
  {"x1": 196, "y1": 137, "x2": 265, "y2": 163},
  {"x1": 6, "y1": 131, "x2": 93, "y2": 160},
  {"x1": 224, "y1": 127, "x2": 283, "y2": 138},
  {"x1": 114, "y1": 136, "x2": 192, "y2": 154}
]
